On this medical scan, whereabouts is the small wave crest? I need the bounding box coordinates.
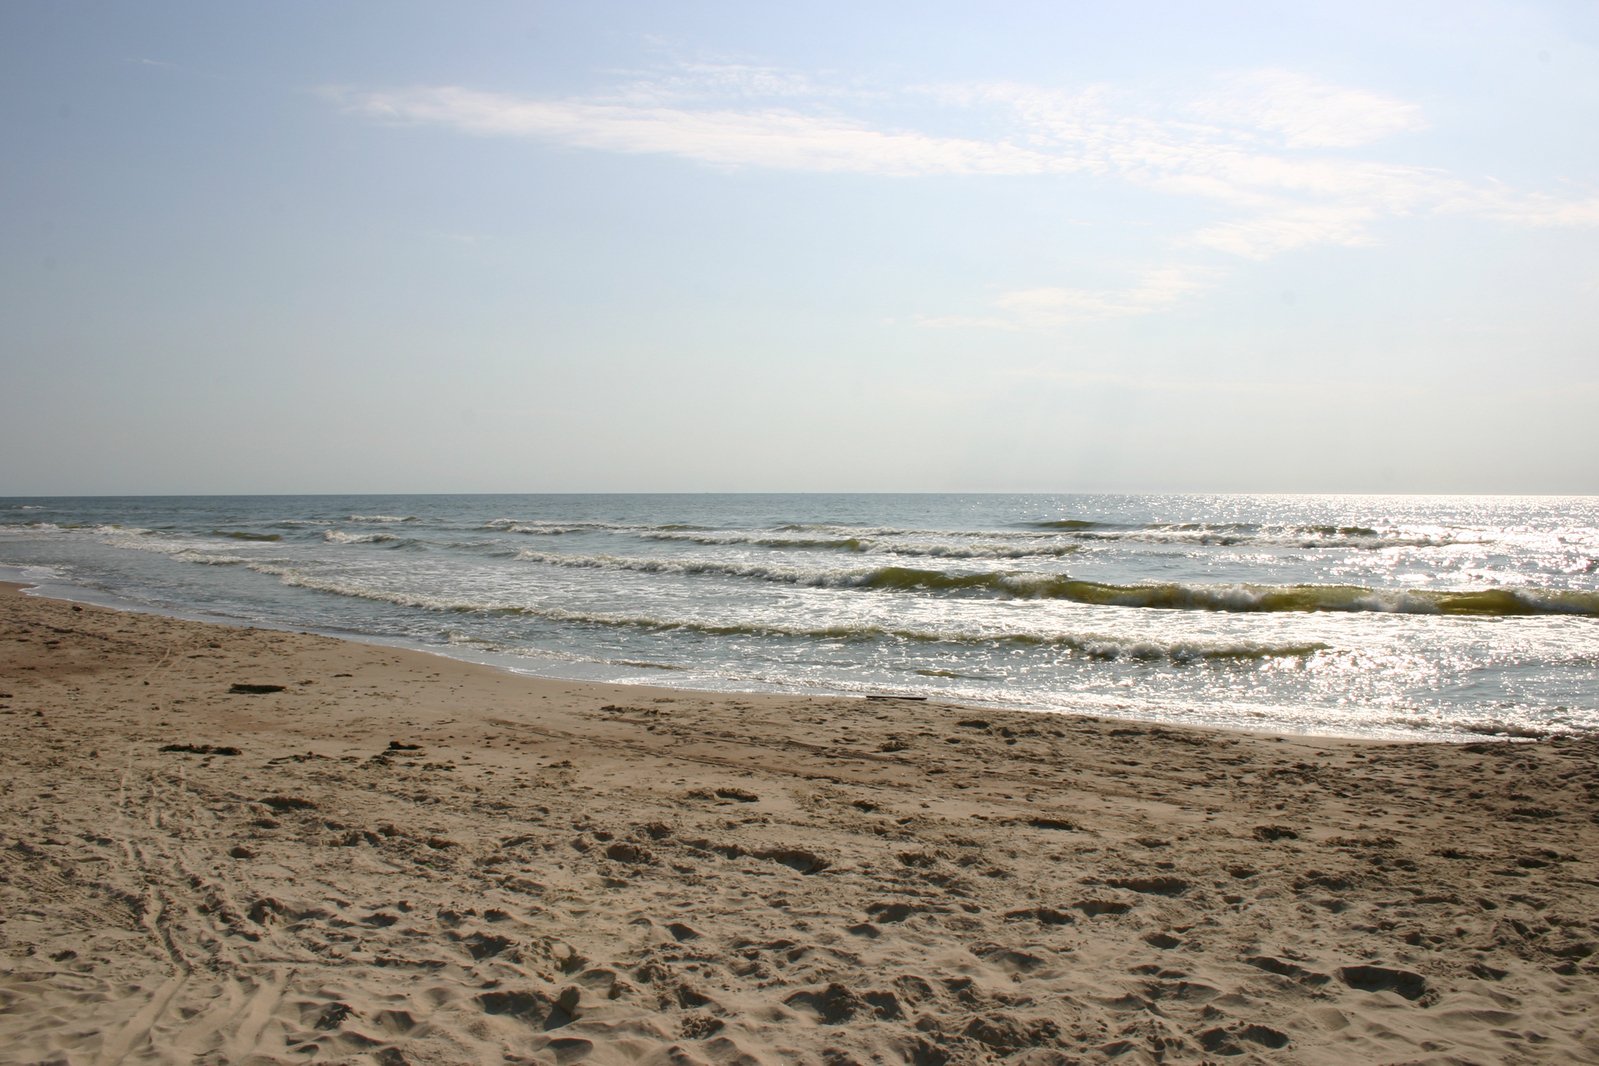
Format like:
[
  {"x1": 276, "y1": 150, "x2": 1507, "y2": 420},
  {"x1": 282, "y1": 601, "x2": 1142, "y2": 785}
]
[
  {"x1": 642, "y1": 530, "x2": 870, "y2": 552},
  {"x1": 642, "y1": 528, "x2": 1078, "y2": 560},
  {"x1": 1455, "y1": 720, "x2": 1557, "y2": 740},
  {"x1": 208, "y1": 529, "x2": 282, "y2": 542},
  {"x1": 238, "y1": 562, "x2": 1333, "y2": 663},
  {"x1": 893, "y1": 542, "x2": 1080, "y2": 561},
  {"x1": 484, "y1": 518, "x2": 621, "y2": 535},
  {"x1": 248, "y1": 565, "x2": 481, "y2": 612},
  {"x1": 172, "y1": 551, "x2": 251, "y2": 566},
  {"x1": 1019, "y1": 519, "x2": 1476, "y2": 551},
  {"x1": 1069, "y1": 636, "x2": 1329, "y2": 663},
  {"x1": 348, "y1": 514, "x2": 417, "y2": 523},
  {"x1": 1025, "y1": 518, "x2": 1106, "y2": 530},
  {"x1": 488, "y1": 518, "x2": 718, "y2": 537},
  {"x1": 512, "y1": 551, "x2": 1041, "y2": 594},
  {"x1": 515, "y1": 550, "x2": 874, "y2": 587},
  {"x1": 324, "y1": 529, "x2": 401, "y2": 545},
  {"x1": 514, "y1": 549, "x2": 1599, "y2": 616},
  {"x1": 1031, "y1": 580, "x2": 1599, "y2": 617},
  {"x1": 1307, "y1": 524, "x2": 1377, "y2": 538}
]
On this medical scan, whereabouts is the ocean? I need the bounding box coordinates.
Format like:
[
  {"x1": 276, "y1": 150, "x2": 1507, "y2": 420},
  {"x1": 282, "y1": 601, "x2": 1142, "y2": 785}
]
[{"x1": 3, "y1": 493, "x2": 1596, "y2": 741}]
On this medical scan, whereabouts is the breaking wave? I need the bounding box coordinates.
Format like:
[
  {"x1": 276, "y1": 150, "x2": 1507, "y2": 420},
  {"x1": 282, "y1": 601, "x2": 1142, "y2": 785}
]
[
  {"x1": 1040, "y1": 581, "x2": 1599, "y2": 617},
  {"x1": 506, "y1": 550, "x2": 1599, "y2": 616},
  {"x1": 511, "y1": 551, "x2": 1068, "y2": 594},
  {"x1": 640, "y1": 529, "x2": 1078, "y2": 559},
  {"x1": 237, "y1": 562, "x2": 1328, "y2": 664},
  {"x1": 208, "y1": 530, "x2": 282, "y2": 542},
  {"x1": 324, "y1": 529, "x2": 402, "y2": 545},
  {"x1": 171, "y1": 551, "x2": 250, "y2": 566},
  {"x1": 641, "y1": 530, "x2": 871, "y2": 552},
  {"x1": 1032, "y1": 520, "x2": 1479, "y2": 551},
  {"x1": 484, "y1": 518, "x2": 632, "y2": 536},
  {"x1": 1026, "y1": 519, "x2": 1108, "y2": 530}
]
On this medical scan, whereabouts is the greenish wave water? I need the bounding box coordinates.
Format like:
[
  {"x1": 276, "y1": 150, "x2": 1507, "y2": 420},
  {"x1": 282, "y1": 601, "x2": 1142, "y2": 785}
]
[{"x1": 3, "y1": 493, "x2": 1596, "y2": 740}]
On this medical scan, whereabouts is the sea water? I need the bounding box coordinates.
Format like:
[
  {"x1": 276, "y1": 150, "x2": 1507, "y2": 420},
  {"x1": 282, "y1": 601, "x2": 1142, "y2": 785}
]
[{"x1": 2, "y1": 494, "x2": 1595, "y2": 741}]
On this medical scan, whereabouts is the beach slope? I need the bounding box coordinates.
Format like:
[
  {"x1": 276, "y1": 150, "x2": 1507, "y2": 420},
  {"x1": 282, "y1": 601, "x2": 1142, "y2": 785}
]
[{"x1": 2, "y1": 583, "x2": 1596, "y2": 1064}]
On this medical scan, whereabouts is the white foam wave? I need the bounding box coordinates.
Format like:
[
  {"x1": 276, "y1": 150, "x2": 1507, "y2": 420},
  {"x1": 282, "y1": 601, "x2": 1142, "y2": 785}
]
[
  {"x1": 512, "y1": 549, "x2": 888, "y2": 588},
  {"x1": 1069, "y1": 635, "x2": 1326, "y2": 663},
  {"x1": 247, "y1": 564, "x2": 481, "y2": 612},
  {"x1": 324, "y1": 529, "x2": 400, "y2": 545},
  {"x1": 641, "y1": 528, "x2": 1078, "y2": 560},
  {"x1": 170, "y1": 551, "x2": 250, "y2": 566},
  {"x1": 890, "y1": 541, "x2": 1079, "y2": 560},
  {"x1": 238, "y1": 561, "x2": 1326, "y2": 664},
  {"x1": 99, "y1": 530, "x2": 199, "y2": 555},
  {"x1": 484, "y1": 518, "x2": 628, "y2": 535}
]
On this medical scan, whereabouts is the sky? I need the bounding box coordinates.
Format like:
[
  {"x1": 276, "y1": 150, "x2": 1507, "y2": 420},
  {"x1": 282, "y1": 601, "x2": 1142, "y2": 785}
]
[{"x1": 3, "y1": 1, "x2": 1597, "y2": 495}]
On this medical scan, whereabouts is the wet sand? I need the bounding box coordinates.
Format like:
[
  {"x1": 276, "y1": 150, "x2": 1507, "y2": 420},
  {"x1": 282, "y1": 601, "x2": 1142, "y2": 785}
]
[{"x1": 2, "y1": 582, "x2": 1597, "y2": 1064}]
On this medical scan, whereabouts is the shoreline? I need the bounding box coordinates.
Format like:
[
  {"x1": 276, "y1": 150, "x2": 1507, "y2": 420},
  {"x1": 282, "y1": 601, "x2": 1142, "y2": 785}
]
[
  {"x1": 3, "y1": 582, "x2": 1598, "y2": 1063},
  {"x1": 0, "y1": 575, "x2": 1517, "y2": 745}
]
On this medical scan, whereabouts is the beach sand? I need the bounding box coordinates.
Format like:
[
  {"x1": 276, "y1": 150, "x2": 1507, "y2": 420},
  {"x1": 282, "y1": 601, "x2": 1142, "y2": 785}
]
[{"x1": 2, "y1": 582, "x2": 1597, "y2": 1064}]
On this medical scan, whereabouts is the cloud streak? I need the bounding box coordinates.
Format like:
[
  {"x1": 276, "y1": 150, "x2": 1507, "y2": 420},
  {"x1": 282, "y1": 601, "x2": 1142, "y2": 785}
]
[
  {"x1": 329, "y1": 63, "x2": 1592, "y2": 239},
  {"x1": 331, "y1": 85, "x2": 1057, "y2": 177},
  {"x1": 1186, "y1": 69, "x2": 1427, "y2": 149},
  {"x1": 919, "y1": 267, "x2": 1216, "y2": 330},
  {"x1": 327, "y1": 61, "x2": 1599, "y2": 328}
]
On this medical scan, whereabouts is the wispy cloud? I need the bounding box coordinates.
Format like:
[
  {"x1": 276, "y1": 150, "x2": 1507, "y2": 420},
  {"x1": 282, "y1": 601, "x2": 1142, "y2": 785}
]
[
  {"x1": 329, "y1": 85, "x2": 1054, "y2": 177},
  {"x1": 605, "y1": 60, "x2": 861, "y2": 107},
  {"x1": 328, "y1": 61, "x2": 1592, "y2": 235},
  {"x1": 1004, "y1": 360, "x2": 1599, "y2": 404},
  {"x1": 919, "y1": 266, "x2": 1215, "y2": 330},
  {"x1": 1000, "y1": 362, "x2": 1435, "y2": 401},
  {"x1": 1189, "y1": 204, "x2": 1380, "y2": 260},
  {"x1": 942, "y1": 78, "x2": 1463, "y2": 242},
  {"x1": 1185, "y1": 69, "x2": 1427, "y2": 149},
  {"x1": 1457, "y1": 189, "x2": 1599, "y2": 228},
  {"x1": 327, "y1": 60, "x2": 1599, "y2": 329}
]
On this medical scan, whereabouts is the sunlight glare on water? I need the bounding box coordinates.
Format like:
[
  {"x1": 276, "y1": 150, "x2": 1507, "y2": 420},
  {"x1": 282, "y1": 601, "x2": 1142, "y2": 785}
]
[{"x1": 2, "y1": 492, "x2": 1595, "y2": 740}]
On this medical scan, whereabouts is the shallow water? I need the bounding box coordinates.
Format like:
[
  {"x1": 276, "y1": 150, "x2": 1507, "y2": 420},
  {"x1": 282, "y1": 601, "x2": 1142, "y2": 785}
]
[{"x1": 4, "y1": 493, "x2": 1596, "y2": 740}]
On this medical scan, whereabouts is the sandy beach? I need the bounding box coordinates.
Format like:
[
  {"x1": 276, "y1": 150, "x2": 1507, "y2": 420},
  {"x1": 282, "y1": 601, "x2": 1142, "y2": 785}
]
[{"x1": 2, "y1": 581, "x2": 1597, "y2": 1065}]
